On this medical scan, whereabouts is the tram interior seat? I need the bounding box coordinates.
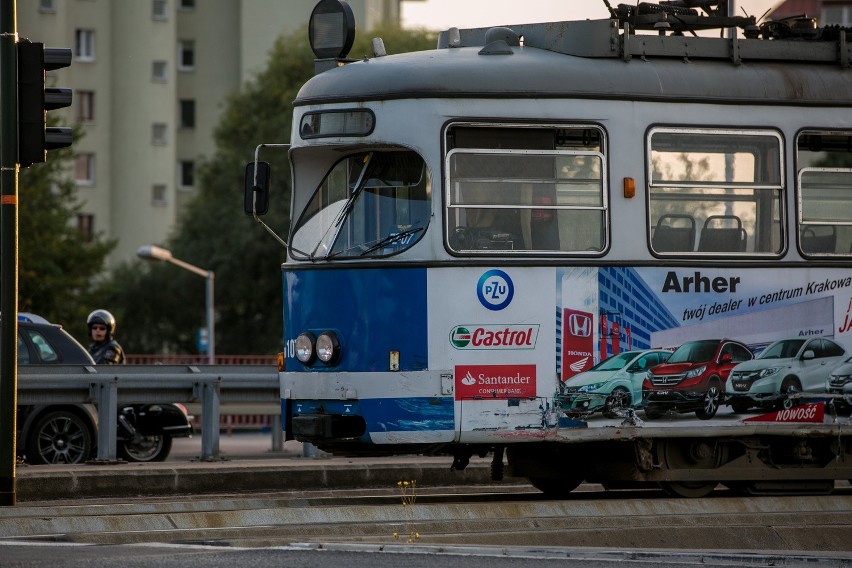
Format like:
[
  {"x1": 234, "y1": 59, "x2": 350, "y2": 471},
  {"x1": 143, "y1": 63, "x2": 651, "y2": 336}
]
[
  {"x1": 698, "y1": 215, "x2": 747, "y2": 252},
  {"x1": 652, "y1": 214, "x2": 696, "y2": 252},
  {"x1": 800, "y1": 225, "x2": 837, "y2": 254}
]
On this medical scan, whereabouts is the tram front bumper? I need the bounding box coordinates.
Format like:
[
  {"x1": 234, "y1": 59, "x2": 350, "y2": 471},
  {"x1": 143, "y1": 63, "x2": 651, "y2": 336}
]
[{"x1": 291, "y1": 413, "x2": 367, "y2": 441}]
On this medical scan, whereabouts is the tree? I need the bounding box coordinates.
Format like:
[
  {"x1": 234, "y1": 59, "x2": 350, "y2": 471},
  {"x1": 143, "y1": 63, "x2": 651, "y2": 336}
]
[
  {"x1": 99, "y1": 25, "x2": 436, "y2": 355},
  {"x1": 13, "y1": 136, "x2": 115, "y2": 342}
]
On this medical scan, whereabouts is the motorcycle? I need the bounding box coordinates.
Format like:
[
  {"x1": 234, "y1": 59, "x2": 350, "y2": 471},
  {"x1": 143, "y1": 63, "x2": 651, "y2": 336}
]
[{"x1": 116, "y1": 403, "x2": 193, "y2": 462}]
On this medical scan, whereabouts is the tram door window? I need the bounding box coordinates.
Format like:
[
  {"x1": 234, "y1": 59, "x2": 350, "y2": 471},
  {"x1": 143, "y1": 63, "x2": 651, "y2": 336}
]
[
  {"x1": 445, "y1": 124, "x2": 607, "y2": 254},
  {"x1": 648, "y1": 128, "x2": 784, "y2": 256},
  {"x1": 796, "y1": 131, "x2": 852, "y2": 257}
]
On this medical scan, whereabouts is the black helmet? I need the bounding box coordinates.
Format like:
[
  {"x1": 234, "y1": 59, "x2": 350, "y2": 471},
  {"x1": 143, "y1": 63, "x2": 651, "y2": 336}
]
[{"x1": 87, "y1": 309, "x2": 116, "y2": 339}]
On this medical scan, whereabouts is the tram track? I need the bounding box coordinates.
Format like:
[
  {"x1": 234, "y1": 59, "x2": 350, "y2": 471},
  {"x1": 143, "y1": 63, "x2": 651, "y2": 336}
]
[{"x1": 2, "y1": 484, "x2": 851, "y2": 552}]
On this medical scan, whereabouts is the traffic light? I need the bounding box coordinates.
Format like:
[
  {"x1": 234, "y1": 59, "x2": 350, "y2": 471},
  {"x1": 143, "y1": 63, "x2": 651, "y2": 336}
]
[{"x1": 17, "y1": 40, "x2": 73, "y2": 167}]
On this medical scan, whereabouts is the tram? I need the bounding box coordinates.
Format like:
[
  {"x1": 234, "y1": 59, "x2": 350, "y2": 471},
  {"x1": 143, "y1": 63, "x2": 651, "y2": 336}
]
[{"x1": 245, "y1": 0, "x2": 852, "y2": 497}]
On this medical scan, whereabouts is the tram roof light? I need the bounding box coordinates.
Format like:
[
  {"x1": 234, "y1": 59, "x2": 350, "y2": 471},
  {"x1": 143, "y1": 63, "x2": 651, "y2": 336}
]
[{"x1": 309, "y1": 0, "x2": 356, "y2": 60}]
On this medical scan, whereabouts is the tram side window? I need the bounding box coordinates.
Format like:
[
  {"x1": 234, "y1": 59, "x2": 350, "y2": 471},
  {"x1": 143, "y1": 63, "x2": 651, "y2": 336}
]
[
  {"x1": 445, "y1": 125, "x2": 607, "y2": 254},
  {"x1": 648, "y1": 128, "x2": 783, "y2": 256},
  {"x1": 796, "y1": 131, "x2": 852, "y2": 257}
]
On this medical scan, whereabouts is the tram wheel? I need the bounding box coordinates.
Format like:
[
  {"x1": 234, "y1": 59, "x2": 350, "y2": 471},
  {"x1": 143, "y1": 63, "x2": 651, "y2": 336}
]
[
  {"x1": 528, "y1": 476, "x2": 583, "y2": 498},
  {"x1": 656, "y1": 439, "x2": 727, "y2": 498}
]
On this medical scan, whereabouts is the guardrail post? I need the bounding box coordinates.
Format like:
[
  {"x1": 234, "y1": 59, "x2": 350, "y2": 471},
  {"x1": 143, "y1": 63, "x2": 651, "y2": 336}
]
[
  {"x1": 92, "y1": 378, "x2": 118, "y2": 461},
  {"x1": 197, "y1": 378, "x2": 221, "y2": 460}
]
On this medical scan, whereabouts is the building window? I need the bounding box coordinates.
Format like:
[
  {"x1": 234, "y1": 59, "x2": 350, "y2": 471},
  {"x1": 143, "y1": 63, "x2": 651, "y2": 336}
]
[
  {"x1": 152, "y1": 0, "x2": 168, "y2": 20},
  {"x1": 75, "y1": 29, "x2": 95, "y2": 62},
  {"x1": 77, "y1": 90, "x2": 94, "y2": 122},
  {"x1": 178, "y1": 40, "x2": 195, "y2": 71},
  {"x1": 178, "y1": 0, "x2": 195, "y2": 9},
  {"x1": 152, "y1": 184, "x2": 168, "y2": 206},
  {"x1": 77, "y1": 214, "x2": 94, "y2": 242},
  {"x1": 75, "y1": 154, "x2": 95, "y2": 185},
  {"x1": 152, "y1": 60, "x2": 168, "y2": 81},
  {"x1": 180, "y1": 161, "x2": 194, "y2": 188},
  {"x1": 179, "y1": 99, "x2": 195, "y2": 128},
  {"x1": 152, "y1": 123, "x2": 168, "y2": 145},
  {"x1": 822, "y1": 6, "x2": 849, "y2": 25},
  {"x1": 39, "y1": 0, "x2": 57, "y2": 13}
]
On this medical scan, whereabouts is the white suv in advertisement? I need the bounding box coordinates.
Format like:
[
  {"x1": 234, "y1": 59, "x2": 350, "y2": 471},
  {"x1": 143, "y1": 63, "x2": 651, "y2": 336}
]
[{"x1": 726, "y1": 337, "x2": 847, "y2": 412}]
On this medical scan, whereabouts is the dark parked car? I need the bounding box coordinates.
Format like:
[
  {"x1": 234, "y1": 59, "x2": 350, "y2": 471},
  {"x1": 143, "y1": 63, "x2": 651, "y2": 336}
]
[
  {"x1": 642, "y1": 338, "x2": 753, "y2": 420},
  {"x1": 10, "y1": 313, "x2": 191, "y2": 464}
]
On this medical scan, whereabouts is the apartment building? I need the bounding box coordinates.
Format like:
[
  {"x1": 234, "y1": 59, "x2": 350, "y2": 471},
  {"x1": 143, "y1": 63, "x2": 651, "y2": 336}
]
[
  {"x1": 18, "y1": 0, "x2": 411, "y2": 265},
  {"x1": 767, "y1": 0, "x2": 852, "y2": 23}
]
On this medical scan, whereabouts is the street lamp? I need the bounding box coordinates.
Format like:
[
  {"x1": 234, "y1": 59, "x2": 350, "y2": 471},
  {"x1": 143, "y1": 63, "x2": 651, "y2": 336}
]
[{"x1": 137, "y1": 245, "x2": 215, "y2": 365}]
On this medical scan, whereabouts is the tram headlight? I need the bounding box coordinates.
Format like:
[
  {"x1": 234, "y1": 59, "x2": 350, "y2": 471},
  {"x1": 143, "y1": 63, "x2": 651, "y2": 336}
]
[
  {"x1": 316, "y1": 331, "x2": 341, "y2": 365},
  {"x1": 295, "y1": 332, "x2": 317, "y2": 365}
]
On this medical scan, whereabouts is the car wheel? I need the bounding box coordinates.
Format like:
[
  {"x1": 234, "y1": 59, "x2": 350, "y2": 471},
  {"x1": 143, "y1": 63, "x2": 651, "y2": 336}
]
[
  {"x1": 118, "y1": 435, "x2": 173, "y2": 462},
  {"x1": 695, "y1": 380, "x2": 722, "y2": 420},
  {"x1": 27, "y1": 409, "x2": 93, "y2": 465},
  {"x1": 780, "y1": 378, "x2": 802, "y2": 410},
  {"x1": 603, "y1": 387, "x2": 631, "y2": 418}
]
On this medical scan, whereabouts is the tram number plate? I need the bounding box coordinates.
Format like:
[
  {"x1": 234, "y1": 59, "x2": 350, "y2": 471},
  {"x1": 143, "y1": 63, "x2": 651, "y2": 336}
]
[{"x1": 732, "y1": 381, "x2": 749, "y2": 391}]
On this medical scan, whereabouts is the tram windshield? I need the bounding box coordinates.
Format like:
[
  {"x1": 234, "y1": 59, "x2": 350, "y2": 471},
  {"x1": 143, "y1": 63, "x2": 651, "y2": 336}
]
[{"x1": 290, "y1": 150, "x2": 431, "y2": 260}]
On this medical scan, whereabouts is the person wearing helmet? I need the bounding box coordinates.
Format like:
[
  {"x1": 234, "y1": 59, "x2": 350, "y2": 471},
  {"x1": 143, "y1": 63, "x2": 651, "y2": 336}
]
[{"x1": 87, "y1": 309, "x2": 125, "y2": 365}]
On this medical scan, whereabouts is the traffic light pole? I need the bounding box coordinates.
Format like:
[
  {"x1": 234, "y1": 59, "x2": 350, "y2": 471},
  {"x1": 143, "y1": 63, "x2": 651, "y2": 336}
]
[{"x1": 0, "y1": 0, "x2": 18, "y2": 507}]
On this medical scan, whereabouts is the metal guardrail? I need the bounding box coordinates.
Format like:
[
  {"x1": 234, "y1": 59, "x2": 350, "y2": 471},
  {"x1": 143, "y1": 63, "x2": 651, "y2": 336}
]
[{"x1": 17, "y1": 364, "x2": 280, "y2": 461}]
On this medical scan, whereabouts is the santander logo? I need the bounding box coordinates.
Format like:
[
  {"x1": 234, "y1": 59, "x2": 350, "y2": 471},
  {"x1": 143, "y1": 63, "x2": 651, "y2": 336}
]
[{"x1": 455, "y1": 364, "x2": 536, "y2": 400}]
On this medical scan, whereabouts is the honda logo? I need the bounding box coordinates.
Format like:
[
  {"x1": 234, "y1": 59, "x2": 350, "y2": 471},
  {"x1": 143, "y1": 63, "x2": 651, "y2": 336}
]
[{"x1": 568, "y1": 313, "x2": 592, "y2": 337}]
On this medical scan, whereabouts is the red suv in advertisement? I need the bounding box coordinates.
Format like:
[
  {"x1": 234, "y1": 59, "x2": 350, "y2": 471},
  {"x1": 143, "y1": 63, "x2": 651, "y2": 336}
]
[{"x1": 642, "y1": 339, "x2": 753, "y2": 420}]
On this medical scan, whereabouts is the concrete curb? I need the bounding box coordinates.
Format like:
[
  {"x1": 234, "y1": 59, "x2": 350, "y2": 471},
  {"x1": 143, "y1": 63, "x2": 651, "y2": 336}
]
[{"x1": 15, "y1": 459, "x2": 496, "y2": 502}]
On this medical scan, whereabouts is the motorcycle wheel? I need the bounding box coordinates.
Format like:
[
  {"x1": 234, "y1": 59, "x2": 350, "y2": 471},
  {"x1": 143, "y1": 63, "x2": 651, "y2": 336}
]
[{"x1": 118, "y1": 434, "x2": 172, "y2": 462}]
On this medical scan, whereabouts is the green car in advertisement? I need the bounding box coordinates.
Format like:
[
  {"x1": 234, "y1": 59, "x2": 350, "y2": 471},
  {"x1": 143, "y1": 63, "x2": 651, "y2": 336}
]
[{"x1": 561, "y1": 349, "x2": 670, "y2": 417}]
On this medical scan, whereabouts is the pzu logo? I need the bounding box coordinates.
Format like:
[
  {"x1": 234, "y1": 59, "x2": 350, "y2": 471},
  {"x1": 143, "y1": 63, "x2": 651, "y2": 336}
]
[{"x1": 477, "y1": 269, "x2": 514, "y2": 311}]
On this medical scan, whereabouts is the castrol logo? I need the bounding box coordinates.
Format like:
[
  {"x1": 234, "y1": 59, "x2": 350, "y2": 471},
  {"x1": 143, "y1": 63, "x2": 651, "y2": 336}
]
[
  {"x1": 744, "y1": 402, "x2": 825, "y2": 424},
  {"x1": 450, "y1": 325, "x2": 539, "y2": 350}
]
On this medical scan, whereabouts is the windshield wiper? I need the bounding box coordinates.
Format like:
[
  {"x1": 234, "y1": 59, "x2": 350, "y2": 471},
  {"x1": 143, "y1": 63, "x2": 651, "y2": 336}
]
[{"x1": 360, "y1": 226, "x2": 424, "y2": 256}]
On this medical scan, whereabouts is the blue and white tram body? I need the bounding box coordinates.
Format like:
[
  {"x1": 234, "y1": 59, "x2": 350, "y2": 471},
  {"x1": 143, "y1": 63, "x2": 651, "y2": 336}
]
[{"x1": 249, "y1": 4, "x2": 852, "y2": 494}]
